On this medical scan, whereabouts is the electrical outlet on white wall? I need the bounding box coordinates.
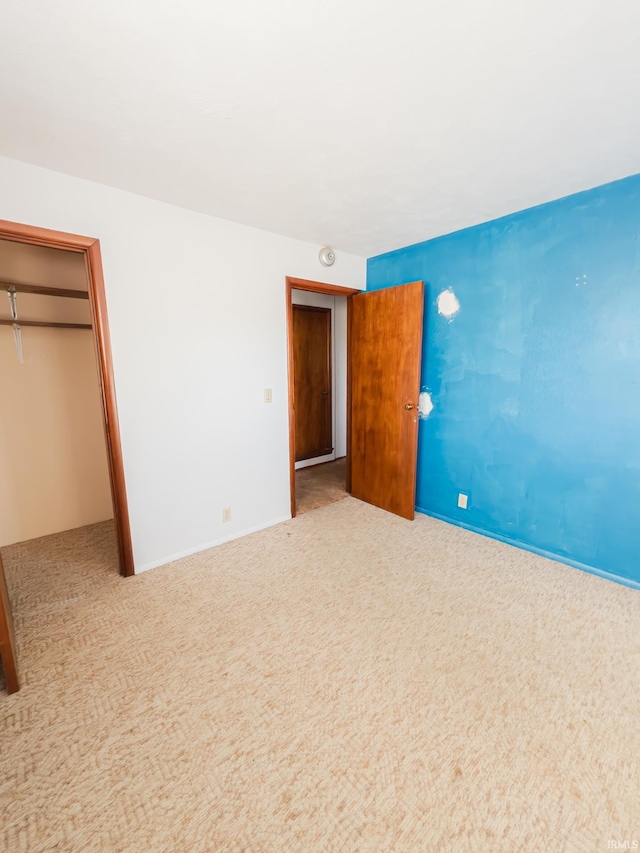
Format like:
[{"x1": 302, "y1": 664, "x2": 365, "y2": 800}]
[
  {"x1": 222, "y1": 507, "x2": 232, "y2": 523},
  {"x1": 458, "y1": 493, "x2": 468, "y2": 509}
]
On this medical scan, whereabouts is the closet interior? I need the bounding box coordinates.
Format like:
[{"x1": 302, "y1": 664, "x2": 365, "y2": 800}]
[{"x1": 0, "y1": 238, "x2": 117, "y2": 693}]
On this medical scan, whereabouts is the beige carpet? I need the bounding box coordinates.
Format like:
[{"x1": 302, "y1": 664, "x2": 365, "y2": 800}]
[
  {"x1": 296, "y1": 457, "x2": 348, "y2": 514},
  {"x1": 1, "y1": 500, "x2": 639, "y2": 852}
]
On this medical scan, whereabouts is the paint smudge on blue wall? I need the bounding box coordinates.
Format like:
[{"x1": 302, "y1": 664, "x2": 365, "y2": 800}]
[
  {"x1": 367, "y1": 173, "x2": 640, "y2": 586},
  {"x1": 437, "y1": 288, "x2": 460, "y2": 320},
  {"x1": 418, "y1": 389, "x2": 433, "y2": 419}
]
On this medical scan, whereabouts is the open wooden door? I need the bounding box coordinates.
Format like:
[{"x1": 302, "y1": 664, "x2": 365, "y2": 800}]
[{"x1": 349, "y1": 281, "x2": 424, "y2": 520}]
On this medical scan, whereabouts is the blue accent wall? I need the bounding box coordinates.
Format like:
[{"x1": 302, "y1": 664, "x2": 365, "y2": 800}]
[{"x1": 367, "y1": 174, "x2": 640, "y2": 587}]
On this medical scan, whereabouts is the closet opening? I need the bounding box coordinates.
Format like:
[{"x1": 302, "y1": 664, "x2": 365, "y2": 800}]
[{"x1": 0, "y1": 219, "x2": 133, "y2": 578}]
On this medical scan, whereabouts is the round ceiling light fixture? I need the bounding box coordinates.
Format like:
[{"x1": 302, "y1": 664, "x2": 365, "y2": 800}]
[{"x1": 319, "y1": 246, "x2": 335, "y2": 267}]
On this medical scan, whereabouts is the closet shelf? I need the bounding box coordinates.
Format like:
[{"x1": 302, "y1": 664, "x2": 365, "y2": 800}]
[{"x1": 0, "y1": 318, "x2": 91, "y2": 330}]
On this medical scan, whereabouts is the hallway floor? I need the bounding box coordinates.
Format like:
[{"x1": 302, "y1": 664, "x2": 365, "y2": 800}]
[{"x1": 295, "y1": 457, "x2": 348, "y2": 514}]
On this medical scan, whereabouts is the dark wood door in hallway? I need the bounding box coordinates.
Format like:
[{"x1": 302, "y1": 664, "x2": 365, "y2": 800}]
[{"x1": 292, "y1": 304, "x2": 332, "y2": 462}]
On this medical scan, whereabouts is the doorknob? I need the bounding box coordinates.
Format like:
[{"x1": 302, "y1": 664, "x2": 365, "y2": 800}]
[{"x1": 404, "y1": 402, "x2": 415, "y2": 410}]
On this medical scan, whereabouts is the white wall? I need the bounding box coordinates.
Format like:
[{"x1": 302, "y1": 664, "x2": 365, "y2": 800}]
[
  {"x1": 0, "y1": 156, "x2": 366, "y2": 571},
  {"x1": 0, "y1": 327, "x2": 113, "y2": 546},
  {"x1": 291, "y1": 291, "x2": 348, "y2": 469}
]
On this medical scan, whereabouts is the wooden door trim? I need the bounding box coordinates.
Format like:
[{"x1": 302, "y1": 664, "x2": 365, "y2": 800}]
[
  {"x1": 286, "y1": 277, "x2": 361, "y2": 518},
  {"x1": 0, "y1": 219, "x2": 135, "y2": 577},
  {"x1": 0, "y1": 551, "x2": 19, "y2": 693},
  {"x1": 287, "y1": 277, "x2": 361, "y2": 299}
]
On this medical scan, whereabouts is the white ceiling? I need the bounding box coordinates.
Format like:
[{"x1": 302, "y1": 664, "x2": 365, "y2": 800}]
[{"x1": 1, "y1": 1, "x2": 640, "y2": 257}]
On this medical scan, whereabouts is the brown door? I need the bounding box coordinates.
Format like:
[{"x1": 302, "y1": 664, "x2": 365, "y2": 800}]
[
  {"x1": 293, "y1": 305, "x2": 332, "y2": 461},
  {"x1": 349, "y1": 281, "x2": 424, "y2": 520}
]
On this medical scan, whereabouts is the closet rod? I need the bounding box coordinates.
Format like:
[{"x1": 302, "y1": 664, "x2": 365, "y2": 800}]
[
  {"x1": 1, "y1": 281, "x2": 89, "y2": 300},
  {"x1": 0, "y1": 319, "x2": 91, "y2": 330}
]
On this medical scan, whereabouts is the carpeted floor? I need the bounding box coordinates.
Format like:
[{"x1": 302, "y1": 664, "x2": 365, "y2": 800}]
[
  {"x1": 1, "y1": 500, "x2": 639, "y2": 852},
  {"x1": 295, "y1": 457, "x2": 348, "y2": 514}
]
